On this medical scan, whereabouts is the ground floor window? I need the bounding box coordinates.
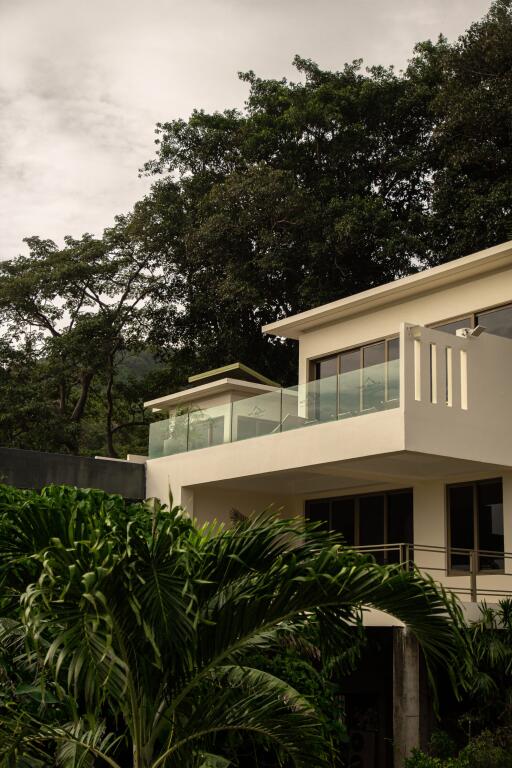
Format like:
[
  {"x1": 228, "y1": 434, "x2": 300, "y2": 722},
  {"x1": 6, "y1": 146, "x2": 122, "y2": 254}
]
[
  {"x1": 448, "y1": 479, "x2": 504, "y2": 573},
  {"x1": 305, "y1": 489, "x2": 413, "y2": 563}
]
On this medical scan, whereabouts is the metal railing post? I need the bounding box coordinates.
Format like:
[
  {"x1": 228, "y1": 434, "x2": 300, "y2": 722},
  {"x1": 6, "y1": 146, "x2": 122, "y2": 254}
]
[
  {"x1": 186, "y1": 411, "x2": 190, "y2": 452},
  {"x1": 469, "y1": 550, "x2": 478, "y2": 602},
  {"x1": 404, "y1": 543, "x2": 410, "y2": 572}
]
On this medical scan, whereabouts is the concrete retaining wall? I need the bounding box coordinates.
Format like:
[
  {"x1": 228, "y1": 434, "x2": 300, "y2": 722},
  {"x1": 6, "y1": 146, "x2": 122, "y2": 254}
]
[{"x1": 0, "y1": 447, "x2": 146, "y2": 500}]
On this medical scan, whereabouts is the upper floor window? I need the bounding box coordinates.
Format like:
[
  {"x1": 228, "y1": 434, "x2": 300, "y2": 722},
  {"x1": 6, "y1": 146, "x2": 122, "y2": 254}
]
[
  {"x1": 311, "y1": 338, "x2": 399, "y2": 418},
  {"x1": 434, "y1": 317, "x2": 473, "y2": 335},
  {"x1": 448, "y1": 479, "x2": 504, "y2": 573},
  {"x1": 433, "y1": 302, "x2": 512, "y2": 339},
  {"x1": 476, "y1": 304, "x2": 512, "y2": 339}
]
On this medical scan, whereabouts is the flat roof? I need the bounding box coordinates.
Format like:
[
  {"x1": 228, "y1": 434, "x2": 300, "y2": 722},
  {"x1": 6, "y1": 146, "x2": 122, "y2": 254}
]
[
  {"x1": 144, "y1": 377, "x2": 279, "y2": 411},
  {"x1": 188, "y1": 362, "x2": 279, "y2": 388},
  {"x1": 262, "y1": 240, "x2": 512, "y2": 340}
]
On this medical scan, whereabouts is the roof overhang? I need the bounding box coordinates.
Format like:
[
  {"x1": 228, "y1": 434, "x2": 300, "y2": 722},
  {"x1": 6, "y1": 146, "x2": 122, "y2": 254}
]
[
  {"x1": 188, "y1": 362, "x2": 279, "y2": 388},
  {"x1": 144, "y1": 378, "x2": 279, "y2": 412},
  {"x1": 262, "y1": 240, "x2": 512, "y2": 340}
]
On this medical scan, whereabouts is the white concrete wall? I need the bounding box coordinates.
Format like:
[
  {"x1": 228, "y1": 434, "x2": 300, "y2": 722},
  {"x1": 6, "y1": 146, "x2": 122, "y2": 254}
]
[
  {"x1": 145, "y1": 406, "x2": 406, "y2": 505},
  {"x1": 298, "y1": 266, "x2": 512, "y2": 384},
  {"x1": 402, "y1": 325, "x2": 512, "y2": 467},
  {"x1": 188, "y1": 486, "x2": 300, "y2": 526}
]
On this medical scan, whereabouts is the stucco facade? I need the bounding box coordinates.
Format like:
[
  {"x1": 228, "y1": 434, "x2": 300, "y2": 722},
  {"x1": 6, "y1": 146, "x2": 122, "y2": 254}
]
[
  {"x1": 140, "y1": 240, "x2": 512, "y2": 766},
  {"x1": 144, "y1": 240, "x2": 512, "y2": 603}
]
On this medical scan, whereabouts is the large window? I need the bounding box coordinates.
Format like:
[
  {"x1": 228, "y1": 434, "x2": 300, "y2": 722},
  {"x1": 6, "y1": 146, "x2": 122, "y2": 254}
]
[
  {"x1": 306, "y1": 489, "x2": 413, "y2": 564},
  {"x1": 311, "y1": 338, "x2": 400, "y2": 418},
  {"x1": 433, "y1": 302, "x2": 512, "y2": 339},
  {"x1": 477, "y1": 304, "x2": 512, "y2": 339},
  {"x1": 448, "y1": 479, "x2": 504, "y2": 573}
]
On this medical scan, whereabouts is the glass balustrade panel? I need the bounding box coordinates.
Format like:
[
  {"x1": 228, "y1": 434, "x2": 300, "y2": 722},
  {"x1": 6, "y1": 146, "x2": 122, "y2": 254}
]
[
  {"x1": 148, "y1": 412, "x2": 189, "y2": 458},
  {"x1": 188, "y1": 404, "x2": 231, "y2": 451},
  {"x1": 149, "y1": 360, "x2": 400, "y2": 455},
  {"x1": 339, "y1": 360, "x2": 400, "y2": 419},
  {"x1": 231, "y1": 390, "x2": 282, "y2": 442},
  {"x1": 281, "y1": 374, "x2": 338, "y2": 432}
]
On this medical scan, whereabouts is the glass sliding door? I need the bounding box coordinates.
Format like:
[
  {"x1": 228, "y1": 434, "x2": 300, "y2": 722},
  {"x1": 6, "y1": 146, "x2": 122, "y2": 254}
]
[
  {"x1": 448, "y1": 479, "x2": 504, "y2": 573},
  {"x1": 331, "y1": 498, "x2": 356, "y2": 545},
  {"x1": 359, "y1": 494, "x2": 385, "y2": 563},
  {"x1": 313, "y1": 355, "x2": 338, "y2": 422},
  {"x1": 305, "y1": 500, "x2": 330, "y2": 531},
  {"x1": 362, "y1": 342, "x2": 386, "y2": 411},
  {"x1": 387, "y1": 490, "x2": 414, "y2": 563},
  {"x1": 386, "y1": 337, "x2": 400, "y2": 403},
  {"x1": 448, "y1": 484, "x2": 475, "y2": 572},
  {"x1": 306, "y1": 490, "x2": 413, "y2": 565},
  {"x1": 311, "y1": 335, "x2": 400, "y2": 420},
  {"x1": 339, "y1": 349, "x2": 361, "y2": 416},
  {"x1": 477, "y1": 480, "x2": 504, "y2": 571}
]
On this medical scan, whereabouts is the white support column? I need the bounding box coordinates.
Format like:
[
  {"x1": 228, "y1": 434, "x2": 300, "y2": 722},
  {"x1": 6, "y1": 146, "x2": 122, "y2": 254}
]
[{"x1": 393, "y1": 627, "x2": 422, "y2": 767}]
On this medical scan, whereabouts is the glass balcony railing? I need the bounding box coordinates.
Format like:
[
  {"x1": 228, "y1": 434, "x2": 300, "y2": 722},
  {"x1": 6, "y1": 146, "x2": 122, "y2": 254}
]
[{"x1": 148, "y1": 359, "x2": 400, "y2": 459}]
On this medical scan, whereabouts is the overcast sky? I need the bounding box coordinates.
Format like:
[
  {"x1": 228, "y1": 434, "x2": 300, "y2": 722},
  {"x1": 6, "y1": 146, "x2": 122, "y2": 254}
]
[{"x1": 0, "y1": 0, "x2": 491, "y2": 261}]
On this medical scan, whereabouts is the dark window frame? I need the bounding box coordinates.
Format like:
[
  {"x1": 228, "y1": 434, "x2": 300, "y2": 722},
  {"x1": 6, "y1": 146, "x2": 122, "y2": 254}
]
[
  {"x1": 446, "y1": 478, "x2": 504, "y2": 576},
  {"x1": 308, "y1": 299, "x2": 512, "y2": 388},
  {"x1": 309, "y1": 336, "x2": 400, "y2": 417},
  {"x1": 430, "y1": 300, "x2": 512, "y2": 337},
  {"x1": 305, "y1": 488, "x2": 414, "y2": 564}
]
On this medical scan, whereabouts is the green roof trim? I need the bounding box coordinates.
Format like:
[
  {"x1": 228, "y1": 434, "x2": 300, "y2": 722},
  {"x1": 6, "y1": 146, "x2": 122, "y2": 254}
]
[{"x1": 188, "y1": 363, "x2": 280, "y2": 388}]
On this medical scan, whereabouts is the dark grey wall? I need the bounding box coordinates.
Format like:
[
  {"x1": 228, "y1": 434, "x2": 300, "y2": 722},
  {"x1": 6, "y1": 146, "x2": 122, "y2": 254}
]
[{"x1": 0, "y1": 447, "x2": 146, "y2": 500}]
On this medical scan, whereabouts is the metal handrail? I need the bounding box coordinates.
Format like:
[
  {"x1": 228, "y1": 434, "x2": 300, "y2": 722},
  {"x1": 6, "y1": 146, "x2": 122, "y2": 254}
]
[{"x1": 351, "y1": 542, "x2": 512, "y2": 602}]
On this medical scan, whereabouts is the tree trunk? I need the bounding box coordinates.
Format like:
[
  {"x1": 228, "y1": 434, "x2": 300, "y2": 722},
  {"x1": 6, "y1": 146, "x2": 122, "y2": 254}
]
[
  {"x1": 106, "y1": 355, "x2": 118, "y2": 458},
  {"x1": 71, "y1": 370, "x2": 93, "y2": 422},
  {"x1": 58, "y1": 380, "x2": 66, "y2": 413}
]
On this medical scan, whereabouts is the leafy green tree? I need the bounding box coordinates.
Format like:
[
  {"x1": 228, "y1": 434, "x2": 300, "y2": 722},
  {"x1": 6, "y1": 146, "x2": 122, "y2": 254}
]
[
  {"x1": 142, "y1": 56, "x2": 432, "y2": 384},
  {"x1": 0, "y1": 221, "x2": 160, "y2": 456},
  {"x1": 0, "y1": 484, "x2": 464, "y2": 767},
  {"x1": 421, "y1": 0, "x2": 512, "y2": 263},
  {"x1": 3, "y1": 1, "x2": 512, "y2": 452},
  {"x1": 140, "y1": 2, "x2": 512, "y2": 387}
]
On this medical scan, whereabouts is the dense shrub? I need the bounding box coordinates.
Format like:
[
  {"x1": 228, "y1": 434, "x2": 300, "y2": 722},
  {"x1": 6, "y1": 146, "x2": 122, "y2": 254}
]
[{"x1": 405, "y1": 727, "x2": 512, "y2": 768}]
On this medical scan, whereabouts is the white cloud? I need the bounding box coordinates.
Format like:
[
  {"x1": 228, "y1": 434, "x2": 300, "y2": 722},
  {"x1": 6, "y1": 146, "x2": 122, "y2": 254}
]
[{"x1": 0, "y1": 0, "x2": 491, "y2": 260}]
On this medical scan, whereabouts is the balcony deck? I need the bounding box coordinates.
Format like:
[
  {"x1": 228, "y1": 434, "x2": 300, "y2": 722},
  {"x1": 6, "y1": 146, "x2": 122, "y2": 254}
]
[
  {"x1": 147, "y1": 322, "x2": 512, "y2": 476},
  {"x1": 144, "y1": 321, "x2": 512, "y2": 618}
]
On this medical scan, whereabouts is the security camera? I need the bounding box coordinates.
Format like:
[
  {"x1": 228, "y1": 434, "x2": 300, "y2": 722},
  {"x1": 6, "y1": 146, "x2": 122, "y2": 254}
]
[{"x1": 456, "y1": 325, "x2": 486, "y2": 338}]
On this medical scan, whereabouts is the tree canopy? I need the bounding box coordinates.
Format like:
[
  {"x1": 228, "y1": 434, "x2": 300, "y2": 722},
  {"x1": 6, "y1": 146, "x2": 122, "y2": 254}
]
[{"x1": 1, "y1": 0, "x2": 511, "y2": 456}]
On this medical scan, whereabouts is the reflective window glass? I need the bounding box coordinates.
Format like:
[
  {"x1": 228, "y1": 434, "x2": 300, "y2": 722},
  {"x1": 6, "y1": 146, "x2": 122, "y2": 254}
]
[
  {"x1": 448, "y1": 480, "x2": 504, "y2": 573},
  {"x1": 435, "y1": 318, "x2": 472, "y2": 335},
  {"x1": 449, "y1": 485, "x2": 474, "y2": 571},
  {"x1": 387, "y1": 338, "x2": 400, "y2": 402},
  {"x1": 477, "y1": 481, "x2": 504, "y2": 571},
  {"x1": 387, "y1": 491, "x2": 414, "y2": 563},
  {"x1": 306, "y1": 500, "x2": 330, "y2": 530},
  {"x1": 331, "y1": 498, "x2": 356, "y2": 545},
  {"x1": 477, "y1": 304, "x2": 512, "y2": 340},
  {"x1": 339, "y1": 349, "x2": 361, "y2": 416},
  {"x1": 359, "y1": 495, "x2": 385, "y2": 563},
  {"x1": 362, "y1": 342, "x2": 385, "y2": 410},
  {"x1": 315, "y1": 356, "x2": 338, "y2": 379}
]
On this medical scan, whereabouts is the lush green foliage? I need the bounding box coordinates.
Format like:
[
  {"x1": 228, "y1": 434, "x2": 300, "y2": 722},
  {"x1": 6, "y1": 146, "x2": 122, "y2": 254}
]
[
  {"x1": 406, "y1": 728, "x2": 512, "y2": 768},
  {"x1": 406, "y1": 601, "x2": 512, "y2": 768},
  {"x1": 1, "y1": 1, "x2": 511, "y2": 457},
  {"x1": 0, "y1": 484, "x2": 465, "y2": 767},
  {"x1": 463, "y1": 601, "x2": 512, "y2": 728}
]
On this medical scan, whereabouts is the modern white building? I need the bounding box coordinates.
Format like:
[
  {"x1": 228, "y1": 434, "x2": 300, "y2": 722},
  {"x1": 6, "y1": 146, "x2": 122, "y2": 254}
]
[{"x1": 141, "y1": 239, "x2": 512, "y2": 766}]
